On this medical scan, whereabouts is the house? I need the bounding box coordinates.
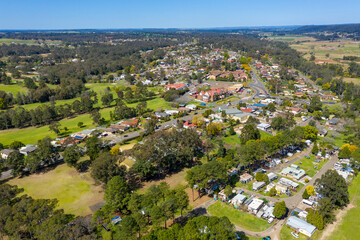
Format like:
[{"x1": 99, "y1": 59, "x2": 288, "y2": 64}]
[
  {"x1": 318, "y1": 129, "x2": 328, "y2": 137},
  {"x1": 252, "y1": 181, "x2": 266, "y2": 191},
  {"x1": 110, "y1": 124, "x2": 129, "y2": 132},
  {"x1": 183, "y1": 121, "x2": 197, "y2": 129},
  {"x1": 240, "y1": 173, "x2": 253, "y2": 184},
  {"x1": 230, "y1": 194, "x2": 247, "y2": 206},
  {"x1": 253, "y1": 103, "x2": 267, "y2": 108},
  {"x1": 327, "y1": 118, "x2": 339, "y2": 126},
  {"x1": 121, "y1": 119, "x2": 140, "y2": 128},
  {"x1": 281, "y1": 164, "x2": 306, "y2": 180},
  {"x1": 197, "y1": 88, "x2": 230, "y2": 102},
  {"x1": 248, "y1": 198, "x2": 264, "y2": 214},
  {"x1": 1, "y1": 149, "x2": 16, "y2": 159},
  {"x1": 267, "y1": 173, "x2": 278, "y2": 182},
  {"x1": 155, "y1": 112, "x2": 170, "y2": 118},
  {"x1": 185, "y1": 104, "x2": 197, "y2": 111},
  {"x1": 218, "y1": 189, "x2": 228, "y2": 200},
  {"x1": 165, "y1": 83, "x2": 186, "y2": 91},
  {"x1": 257, "y1": 123, "x2": 271, "y2": 131},
  {"x1": 102, "y1": 127, "x2": 118, "y2": 134},
  {"x1": 224, "y1": 108, "x2": 255, "y2": 123},
  {"x1": 279, "y1": 177, "x2": 299, "y2": 188},
  {"x1": 227, "y1": 168, "x2": 239, "y2": 176},
  {"x1": 164, "y1": 110, "x2": 179, "y2": 115},
  {"x1": 19, "y1": 146, "x2": 38, "y2": 156},
  {"x1": 286, "y1": 216, "x2": 317, "y2": 237}
]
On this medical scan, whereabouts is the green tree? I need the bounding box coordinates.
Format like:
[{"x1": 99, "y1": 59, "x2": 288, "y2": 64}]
[
  {"x1": 85, "y1": 135, "x2": 102, "y2": 161},
  {"x1": 240, "y1": 124, "x2": 261, "y2": 144},
  {"x1": 63, "y1": 145, "x2": 81, "y2": 167},
  {"x1": 77, "y1": 121, "x2": 84, "y2": 128},
  {"x1": 224, "y1": 185, "x2": 232, "y2": 199},
  {"x1": 269, "y1": 187, "x2": 277, "y2": 197},
  {"x1": 303, "y1": 125, "x2": 318, "y2": 141},
  {"x1": 302, "y1": 189, "x2": 310, "y2": 199},
  {"x1": 104, "y1": 176, "x2": 131, "y2": 213},
  {"x1": 49, "y1": 121, "x2": 61, "y2": 135},
  {"x1": 9, "y1": 141, "x2": 24, "y2": 150},
  {"x1": 312, "y1": 142, "x2": 319, "y2": 155},
  {"x1": 6, "y1": 151, "x2": 25, "y2": 177},
  {"x1": 273, "y1": 201, "x2": 287, "y2": 219},
  {"x1": 91, "y1": 152, "x2": 125, "y2": 184},
  {"x1": 175, "y1": 187, "x2": 189, "y2": 216}
]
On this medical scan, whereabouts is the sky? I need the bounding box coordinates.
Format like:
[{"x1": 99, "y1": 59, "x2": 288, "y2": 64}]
[{"x1": 1, "y1": 0, "x2": 360, "y2": 29}]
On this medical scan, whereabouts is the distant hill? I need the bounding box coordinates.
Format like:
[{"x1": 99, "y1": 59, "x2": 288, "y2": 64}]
[{"x1": 293, "y1": 23, "x2": 360, "y2": 34}]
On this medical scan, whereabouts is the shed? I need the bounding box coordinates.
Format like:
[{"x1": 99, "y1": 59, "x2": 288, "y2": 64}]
[
  {"x1": 240, "y1": 173, "x2": 253, "y2": 184},
  {"x1": 252, "y1": 181, "x2": 266, "y2": 191}
]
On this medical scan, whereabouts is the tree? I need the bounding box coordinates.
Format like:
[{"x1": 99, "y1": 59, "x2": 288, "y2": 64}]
[
  {"x1": 90, "y1": 109, "x2": 102, "y2": 126},
  {"x1": 315, "y1": 170, "x2": 349, "y2": 208},
  {"x1": 228, "y1": 125, "x2": 235, "y2": 135},
  {"x1": 104, "y1": 176, "x2": 131, "y2": 213},
  {"x1": 312, "y1": 142, "x2": 319, "y2": 155},
  {"x1": 206, "y1": 122, "x2": 222, "y2": 137},
  {"x1": 318, "y1": 197, "x2": 335, "y2": 224},
  {"x1": 77, "y1": 121, "x2": 84, "y2": 128},
  {"x1": 114, "y1": 215, "x2": 139, "y2": 240},
  {"x1": 303, "y1": 125, "x2": 318, "y2": 141},
  {"x1": 273, "y1": 201, "x2": 287, "y2": 219},
  {"x1": 269, "y1": 187, "x2": 277, "y2": 197},
  {"x1": 224, "y1": 185, "x2": 232, "y2": 199},
  {"x1": 267, "y1": 102, "x2": 276, "y2": 112},
  {"x1": 175, "y1": 187, "x2": 189, "y2": 216},
  {"x1": 131, "y1": 160, "x2": 156, "y2": 180},
  {"x1": 63, "y1": 145, "x2": 81, "y2": 167},
  {"x1": 306, "y1": 185, "x2": 315, "y2": 196},
  {"x1": 192, "y1": 115, "x2": 205, "y2": 128},
  {"x1": 302, "y1": 189, "x2": 310, "y2": 199},
  {"x1": 339, "y1": 146, "x2": 352, "y2": 159},
  {"x1": 217, "y1": 140, "x2": 226, "y2": 158},
  {"x1": 240, "y1": 124, "x2": 261, "y2": 144},
  {"x1": 85, "y1": 135, "x2": 102, "y2": 161},
  {"x1": 307, "y1": 209, "x2": 324, "y2": 230},
  {"x1": 255, "y1": 172, "x2": 269, "y2": 183},
  {"x1": 110, "y1": 145, "x2": 120, "y2": 155},
  {"x1": 6, "y1": 151, "x2": 25, "y2": 177},
  {"x1": 143, "y1": 116, "x2": 157, "y2": 136},
  {"x1": 9, "y1": 141, "x2": 24, "y2": 150},
  {"x1": 49, "y1": 121, "x2": 61, "y2": 135},
  {"x1": 91, "y1": 152, "x2": 125, "y2": 184},
  {"x1": 307, "y1": 95, "x2": 322, "y2": 113}
]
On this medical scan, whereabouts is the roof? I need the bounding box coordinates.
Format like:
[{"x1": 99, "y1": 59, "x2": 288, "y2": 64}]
[
  {"x1": 267, "y1": 172, "x2": 278, "y2": 180},
  {"x1": 253, "y1": 103, "x2": 267, "y2": 108},
  {"x1": 257, "y1": 123, "x2": 271, "y2": 129},
  {"x1": 286, "y1": 216, "x2": 316, "y2": 234},
  {"x1": 240, "y1": 173, "x2": 253, "y2": 180},
  {"x1": 281, "y1": 165, "x2": 306, "y2": 180},
  {"x1": 253, "y1": 181, "x2": 265, "y2": 189},
  {"x1": 232, "y1": 194, "x2": 247, "y2": 202},
  {"x1": 279, "y1": 177, "x2": 299, "y2": 188},
  {"x1": 1, "y1": 149, "x2": 15, "y2": 155},
  {"x1": 20, "y1": 146, "x2": 37, "y2": 153},
  {"x1": 248, "y1": 198, "x2": 264, "y2": 210}
]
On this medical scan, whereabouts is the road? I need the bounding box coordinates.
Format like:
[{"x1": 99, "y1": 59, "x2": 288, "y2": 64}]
[
  {"x1": 249, "y1": 70, "x2": 268, "y2": 99},
  {"x1": 298, "y1": 72, "x2": 319, "y2": 91}
]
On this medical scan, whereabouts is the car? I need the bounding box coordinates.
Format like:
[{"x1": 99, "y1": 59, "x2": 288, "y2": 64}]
[
  {"x1": 305, "y1": 155, "x2": 310, "y2": 159},
  {"x1": 291, "y1": 232, "x2": 299, "y2": 238},
  {"x1": 262, "y1": 236, "x2": 271, "y2": 240},
  {"x1": 285, "y1": 159, "x2": 289, "y2": 163},
  {"x1": 124, "y1": 135, "x2": 128, "y2": 137},
  {"x1": 194, "y1": 112, "x2": 198, "y2": 115}
]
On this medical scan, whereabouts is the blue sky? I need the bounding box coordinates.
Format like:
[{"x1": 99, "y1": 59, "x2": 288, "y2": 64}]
[{"x1": 1, "y1": 0, "x2": 359, "y2": 29}]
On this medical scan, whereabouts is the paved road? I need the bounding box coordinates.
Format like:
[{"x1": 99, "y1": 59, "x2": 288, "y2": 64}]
[
  {"x1": 249, "y1": 70, "x2": 268, "y2": 99},
  {"x1": 299, "y1": 72, "x2": 319, "y2": 91}
]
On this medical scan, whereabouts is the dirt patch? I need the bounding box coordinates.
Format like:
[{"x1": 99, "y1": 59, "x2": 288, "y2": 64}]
[
  {"x1": 186, "y1": 188, "x2": 211, "y2": 208},
  {"x1": 319, "y1": 202, "x2": 355, "y2": 240}
]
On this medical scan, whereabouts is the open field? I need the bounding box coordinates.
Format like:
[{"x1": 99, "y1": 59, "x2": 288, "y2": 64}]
[
  {"x1": 8, "y1": 164, "x2": 103, "y2": 216},
  {"x1": 0, "y1": 97, "x2": 171, "y2": 145},
  {"x1": 343, "y1": 77, "x2": 360, "y2": 85},
  {"x1": 0, "y1": 38, "x2": 62, "y2": 45},
  {"x1": 0, "y1": 84, "x2": 28, "y2": 95},
  {"x1": 207, "y1": 201, "x2": 271, "y2": 232},
  {"x1": 268, "y1": 35, "x2": 316, "y2": 43}
]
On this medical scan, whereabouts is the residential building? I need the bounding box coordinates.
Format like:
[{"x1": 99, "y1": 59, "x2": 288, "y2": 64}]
[
  {"x1": 253, "y1": 181, "x2": 266, "y2": 191},
  {"x1": 281, "y1": 164, "x2": 306, "y2": 180},
  {"x1": 224, "y1": 108, "x2": 255, "y2": 123},
  {"x1": 1, "y1": 149, "x2": 16, "y2": 159},
  {"x1": 257, "y1": 123, "x2": 271, "y2": 131},
  {"x1": 248, "y1": 198, "x2": 264, "y2": 214},
  {"x1": 230, "y1": 194, "x2": 247, "y2": 206},
  {"x1": 279, "y1": 177, "x2": 299, "y2": 188},
  {"x1": 286, "y1": 216, "x2": 316, "y2": 237},
  {"x1": 165, "y1": 83, "x2": 186, "y2": 91},
  {"x1": 267, "y1": 173, "x2": 278, "y2": 182},
  {"x1": 240, "y1": 173, "x2": 253, "y2": 184},
  {"x1": 19, "y1": 146, "x2": 38, "y2": 156}
]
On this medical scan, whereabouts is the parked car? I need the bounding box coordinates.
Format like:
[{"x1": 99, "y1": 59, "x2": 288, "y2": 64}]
[
  {"x1": 291, "y1": 232, "x2": 299, "y2": 238},
  {"x1": 284, "y1": 159, "x2": 289, "y2": 163},
  {"x1": 262, "y1": 236, "x2": 271, "y2": 240}
]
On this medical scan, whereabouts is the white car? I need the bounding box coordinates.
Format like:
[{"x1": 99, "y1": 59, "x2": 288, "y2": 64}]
[
  {"x1": 284, "y1": 159, "x2": 289, "y2": 163},
  {"x1": 291, "y1": 232, "x2": 299, "y2": 238}
]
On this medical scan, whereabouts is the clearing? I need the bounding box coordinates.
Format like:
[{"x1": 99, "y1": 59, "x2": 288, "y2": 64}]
[{"x1": 8, "y1": 164, "x2": 103, "y2": 216}]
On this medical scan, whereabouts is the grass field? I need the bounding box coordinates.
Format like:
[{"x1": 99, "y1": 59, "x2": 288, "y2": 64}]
[
  {"x1": 207, "y1": 201, "x2": 271, "y2": 232},
  {"x1": 294, "y1": 155, "x2": 327, "y2": 177},
  {"x1": 328, "y1": 175, "x2": 360, "y2": 240},
  {"x1": 0, "y1": 38, "x2": 61, "y2": 45},
  {"x1": 0, "y1": 84, "x2": 28, "y2": 95},
  {"x1": 0, "y1": 97, "x2": 171, "y2": 145},
  {"x1": 343, "y1": 77, "x2": 360, "y2": 85},
  {"x1": 8, "y1": 164, "x2": 103, "y2": 216}
]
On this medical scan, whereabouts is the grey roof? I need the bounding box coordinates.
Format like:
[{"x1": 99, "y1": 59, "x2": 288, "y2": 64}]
[
  {"x1": 232, "y1": 194, "x2": 247, "y2": 202},
  {"x1": 224, "y1": 108, "x2": 254, "y2": 119},
  {"x1": 1, "y1": 149, "x2": 15, "y2": 155},
  {"x1": 20, "y1": 146, "x2": 37, "y2": 153},
  {"x1": 286, "y1": 216, "x2": 316, "y2": 235}
]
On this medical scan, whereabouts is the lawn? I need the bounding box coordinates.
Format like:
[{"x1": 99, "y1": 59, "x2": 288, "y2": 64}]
[
  {"x1": 223, "y1": 134, "x2": 240, "y2": 147},
  {"x1": 0, "y1": 97, "x2": 171, "y2": 145},
  {"x1": 328, "y1": 175, "x2": 360, "y2": 240},
  {"x1": 0, "y1": 38, "x2": 62, "y2": 45},
  {"x1": 207, "y1": 201, "x2": 271, "y2": 232},
  {"x1": 280, "y1": 225, "x2": 320, "y2": 240},
  {"x1": 0, "y1": 83, "x2": 28, "y2": 95},
  {"x1": 294, "y1": 155, "x2": 328, "y2": 177},
  {"x1": 8, "y1": 164, "x2": 103, "y2": 216}
]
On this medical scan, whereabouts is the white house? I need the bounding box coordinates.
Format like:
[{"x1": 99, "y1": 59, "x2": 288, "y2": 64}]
[
  {"x1": 252, "y1": 181, "x2": 266, "y2": 191},
  {"x1": 185, "y1": 104, "x2": 197, "y2": 111},
  {"x1": 248, "y1": 198, "x2": 264, "y2": 214},
  {"x1": 286, "y1": 216, "x2": 316, "y2": 237},
  {"x1": 230, "y1": 194, "x2": 247, "y2": 206},
  {"x1": 257, "y1": 123, "x2": 271, "y2": 131}
]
